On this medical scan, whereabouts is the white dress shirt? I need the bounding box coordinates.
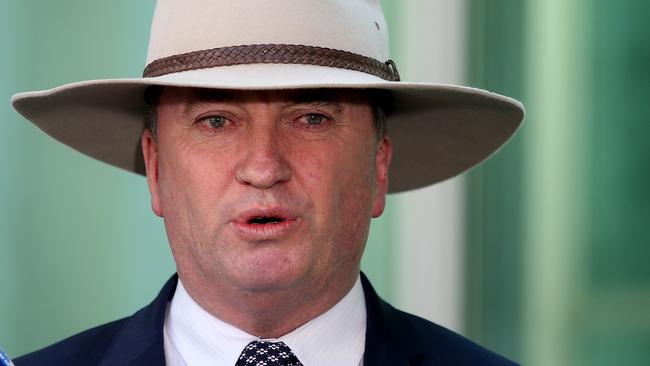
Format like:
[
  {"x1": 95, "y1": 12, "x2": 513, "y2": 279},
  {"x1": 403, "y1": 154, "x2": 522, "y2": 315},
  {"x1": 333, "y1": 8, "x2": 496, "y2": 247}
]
[{"x1": 164, "y1": 277, "x2": 366, "y2": 366}]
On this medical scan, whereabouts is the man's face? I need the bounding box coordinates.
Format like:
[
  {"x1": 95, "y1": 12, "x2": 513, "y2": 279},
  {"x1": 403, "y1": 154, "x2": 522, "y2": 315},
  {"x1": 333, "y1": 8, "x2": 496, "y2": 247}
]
[{"x1": 142, "y1": 87, "x2": 392, "y2": 300}]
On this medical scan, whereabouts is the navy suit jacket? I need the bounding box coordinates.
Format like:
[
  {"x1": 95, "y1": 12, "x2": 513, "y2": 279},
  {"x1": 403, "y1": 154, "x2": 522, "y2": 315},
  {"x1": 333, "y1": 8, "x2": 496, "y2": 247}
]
[{"x1": 16, "y1": 274, "x2": 517, "y2": 365}]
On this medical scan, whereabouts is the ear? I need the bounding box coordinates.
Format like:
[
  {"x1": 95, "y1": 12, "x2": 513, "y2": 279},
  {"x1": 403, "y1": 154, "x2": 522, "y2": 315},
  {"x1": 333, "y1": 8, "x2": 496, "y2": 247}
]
[
  {"x1": 141, "y1": 129, "x2": 163, "y2": 217},
  {"x1": 371, "y1": 136, "x2": 393, "y2": 218}
]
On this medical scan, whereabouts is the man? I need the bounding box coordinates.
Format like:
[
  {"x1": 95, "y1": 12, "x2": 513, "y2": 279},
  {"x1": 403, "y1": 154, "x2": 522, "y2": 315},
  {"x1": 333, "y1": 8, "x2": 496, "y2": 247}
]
[{"x1": 11, "y1": 0, "x2": 524, "y2": 365}]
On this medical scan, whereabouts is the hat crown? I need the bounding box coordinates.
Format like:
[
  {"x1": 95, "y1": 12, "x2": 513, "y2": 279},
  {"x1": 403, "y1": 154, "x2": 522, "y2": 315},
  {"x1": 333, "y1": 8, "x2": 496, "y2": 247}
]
[{"x1": 146, "y1": 0, "x2": 390, "y2": 64}]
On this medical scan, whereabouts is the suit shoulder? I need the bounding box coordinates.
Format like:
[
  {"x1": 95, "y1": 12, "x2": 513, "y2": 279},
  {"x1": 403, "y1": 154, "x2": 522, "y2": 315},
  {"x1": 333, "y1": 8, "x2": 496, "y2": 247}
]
[
  {"x1": 390, "y1": 308, "x2": 518, "y2": 365},
  {"x1": 15, "y1": 317, "x2": 128, "y2": 366}
]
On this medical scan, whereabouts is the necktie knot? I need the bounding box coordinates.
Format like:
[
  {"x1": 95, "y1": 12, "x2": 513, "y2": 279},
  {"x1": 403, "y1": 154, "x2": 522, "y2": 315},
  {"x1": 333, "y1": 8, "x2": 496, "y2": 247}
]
[{"x1": 235, "y1": 341, "x2": 303, "y2": 366}]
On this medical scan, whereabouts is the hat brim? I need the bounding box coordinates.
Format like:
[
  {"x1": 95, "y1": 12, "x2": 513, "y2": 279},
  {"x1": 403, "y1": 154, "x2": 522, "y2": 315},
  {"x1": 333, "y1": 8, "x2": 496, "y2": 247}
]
[{"x1": 11, "y1": 64, "x2": 524, "y2": 193}]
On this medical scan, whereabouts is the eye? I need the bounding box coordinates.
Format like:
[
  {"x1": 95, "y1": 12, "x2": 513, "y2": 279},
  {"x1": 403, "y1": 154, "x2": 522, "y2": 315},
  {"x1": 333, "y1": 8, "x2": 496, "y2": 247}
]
[
  {"x1": 300, "y1": 113, "x2": 331, "y2": 126},
  {"x1": 197, "y1": 115, "x2": 229, "y2": 130}
]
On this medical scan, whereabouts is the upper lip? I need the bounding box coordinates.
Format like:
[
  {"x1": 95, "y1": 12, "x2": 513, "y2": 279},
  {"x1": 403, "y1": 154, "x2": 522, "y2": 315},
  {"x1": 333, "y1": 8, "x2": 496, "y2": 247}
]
[{"x1": 232, "y1": 206, "x2": 298, "y2": 224}]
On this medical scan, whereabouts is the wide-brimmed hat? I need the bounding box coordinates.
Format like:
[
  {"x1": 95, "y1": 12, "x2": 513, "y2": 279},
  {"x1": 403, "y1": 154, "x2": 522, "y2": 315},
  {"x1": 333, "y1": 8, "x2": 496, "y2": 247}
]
[{"x1": 11, "y1": 0, "x2": 523, "y2": 193}]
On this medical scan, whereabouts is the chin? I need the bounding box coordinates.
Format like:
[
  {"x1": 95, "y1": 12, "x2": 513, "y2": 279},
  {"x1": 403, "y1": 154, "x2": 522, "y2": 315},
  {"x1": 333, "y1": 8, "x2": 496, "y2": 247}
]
[
  {"x1": 228, "y1": 255, "x2": 311, "y2": 294},
  {"x1": 233, "y1": 271, "x2": 306, "y2": 294}
]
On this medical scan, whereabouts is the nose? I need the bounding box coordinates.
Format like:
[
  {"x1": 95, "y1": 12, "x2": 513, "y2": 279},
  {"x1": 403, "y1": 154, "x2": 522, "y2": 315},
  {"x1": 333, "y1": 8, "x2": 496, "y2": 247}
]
[{"x1": 235, "y1": 125, "x2": 291, "y2": 189}]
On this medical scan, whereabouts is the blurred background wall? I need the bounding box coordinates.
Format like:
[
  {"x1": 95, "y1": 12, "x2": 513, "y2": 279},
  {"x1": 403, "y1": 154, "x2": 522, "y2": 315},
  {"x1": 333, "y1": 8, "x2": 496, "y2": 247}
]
[
  {"x1": 0, "y1": 0, "x2": 172, "y2": 356},
  {"x1": 1, "y1": 0, "x2": 649, "y2": 365},
  {"x1": 465, "y1": 0, "x2": 650, "y2": 364}
]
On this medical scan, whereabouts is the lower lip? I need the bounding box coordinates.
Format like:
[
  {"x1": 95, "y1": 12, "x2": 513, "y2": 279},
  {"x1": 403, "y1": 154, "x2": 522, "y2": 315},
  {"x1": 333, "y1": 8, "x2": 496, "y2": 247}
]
[{"x1": 230, "y1": 219, "x2": 298, "y2": 241}]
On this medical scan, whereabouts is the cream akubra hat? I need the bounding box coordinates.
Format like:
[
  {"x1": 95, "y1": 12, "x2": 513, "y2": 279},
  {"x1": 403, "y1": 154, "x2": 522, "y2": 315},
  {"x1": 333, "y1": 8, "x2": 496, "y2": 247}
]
[{"x1": 11, "y1": 0, "x2": 524, "y2": 193}]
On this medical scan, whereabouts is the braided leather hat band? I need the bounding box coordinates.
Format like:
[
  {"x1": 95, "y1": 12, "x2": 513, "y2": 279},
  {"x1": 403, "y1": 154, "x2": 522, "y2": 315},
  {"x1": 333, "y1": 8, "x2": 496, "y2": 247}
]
[{"x1": 142, "y1": 43, "x2": 400, "y2": 82}]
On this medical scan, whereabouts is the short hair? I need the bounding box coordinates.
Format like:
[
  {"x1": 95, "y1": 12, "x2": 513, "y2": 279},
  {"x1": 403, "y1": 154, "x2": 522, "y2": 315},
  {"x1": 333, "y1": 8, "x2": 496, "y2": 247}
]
[
  {"x1": 144, "y1": 87, "x2": 389, "y2": 139},
  {"x1": 143, "y1": 86, "x2": 162, "y2": 138}
]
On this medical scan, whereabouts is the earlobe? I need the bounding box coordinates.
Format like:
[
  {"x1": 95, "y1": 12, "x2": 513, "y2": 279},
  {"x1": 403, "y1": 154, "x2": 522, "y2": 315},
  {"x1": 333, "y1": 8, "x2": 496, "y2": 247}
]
[
  {"x1": 141, "y1": 129, "x2": 163, "y2": 217},
  {"x1": 372, "y1": 136, "x2": 393, "y2": 218}
]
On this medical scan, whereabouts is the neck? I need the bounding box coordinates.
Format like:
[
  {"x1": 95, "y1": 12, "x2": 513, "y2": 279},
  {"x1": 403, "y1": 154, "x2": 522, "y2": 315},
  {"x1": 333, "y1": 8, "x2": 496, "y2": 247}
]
[{"x1": 178, "y1": 271, "x2": 359, "y2": 338}]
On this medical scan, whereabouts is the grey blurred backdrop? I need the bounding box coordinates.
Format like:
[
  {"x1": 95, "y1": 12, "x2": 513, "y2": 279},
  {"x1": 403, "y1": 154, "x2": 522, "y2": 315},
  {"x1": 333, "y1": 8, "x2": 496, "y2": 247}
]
[{"x1": 1, "y1": 1, "x2": 649, "y2": 365}]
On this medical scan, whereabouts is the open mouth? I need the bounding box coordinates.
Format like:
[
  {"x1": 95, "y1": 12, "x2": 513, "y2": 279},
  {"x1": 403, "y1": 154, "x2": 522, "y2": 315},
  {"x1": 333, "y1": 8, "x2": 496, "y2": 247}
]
[
  {"x1": 248, "y1": 216, "x2": 285, "y2": 224},
  {"x1": 233, "y1": 209, "x2": 297, "y2": 240}
]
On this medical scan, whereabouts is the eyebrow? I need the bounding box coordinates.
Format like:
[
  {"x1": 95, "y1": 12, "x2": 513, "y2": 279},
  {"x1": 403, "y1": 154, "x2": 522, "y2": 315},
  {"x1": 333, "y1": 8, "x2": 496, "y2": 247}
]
[
  {"x1": 293, "y1": 100, "x2": 344, "y2": 114},
  {"x1": 294, "y1": 90, "x2": 351, "y2": 112}
]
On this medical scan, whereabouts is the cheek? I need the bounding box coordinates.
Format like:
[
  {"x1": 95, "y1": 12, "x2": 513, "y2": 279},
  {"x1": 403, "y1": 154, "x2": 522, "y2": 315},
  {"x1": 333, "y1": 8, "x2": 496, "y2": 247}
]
[
  {"x1": 159, "y1": 137, "x2": 232, "y2": 199},
  {"x1": 156, "y1": 141, "x2": 232, "y2": 245},
  {"x1": 334, "y1": 143, "x2": 377, "y2": 252},
  {"x1": 294, "y1": 139, "x2": 375, "y2": 254}
]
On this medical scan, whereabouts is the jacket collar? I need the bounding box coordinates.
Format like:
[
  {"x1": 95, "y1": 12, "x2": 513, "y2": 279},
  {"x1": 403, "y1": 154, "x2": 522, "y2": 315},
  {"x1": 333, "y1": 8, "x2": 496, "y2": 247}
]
[
  {"x1": 360, "y1": 273, "x2": 429, "y2": 366},
  {"x1": 98, "y1": 275, "x2": 178, "y2": 366},
  {"x1": 98, "y1": 273, "x2": 425, "y2": 365}
]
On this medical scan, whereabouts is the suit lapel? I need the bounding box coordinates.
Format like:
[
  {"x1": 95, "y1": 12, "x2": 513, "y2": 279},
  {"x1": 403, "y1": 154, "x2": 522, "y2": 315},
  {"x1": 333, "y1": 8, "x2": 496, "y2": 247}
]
[
  {"x1": 98, "y1": 275, "x2": 177, "y2": 366},
  {"x1": 361, "y1": 273, "x2": 428, "y2": 366}
]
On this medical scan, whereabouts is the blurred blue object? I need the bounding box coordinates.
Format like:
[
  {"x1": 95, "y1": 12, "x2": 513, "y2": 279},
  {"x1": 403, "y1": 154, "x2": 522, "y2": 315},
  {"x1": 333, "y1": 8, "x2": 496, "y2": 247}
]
[{"x1": 0, "y1": 346, "x2": 14, "y2": 366}]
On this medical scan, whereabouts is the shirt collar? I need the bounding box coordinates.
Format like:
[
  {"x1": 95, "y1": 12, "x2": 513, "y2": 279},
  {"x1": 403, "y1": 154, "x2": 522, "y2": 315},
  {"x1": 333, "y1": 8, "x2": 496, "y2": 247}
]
[{"x1": 165, "y1": 276, "x2": 366, "y2": 366}]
